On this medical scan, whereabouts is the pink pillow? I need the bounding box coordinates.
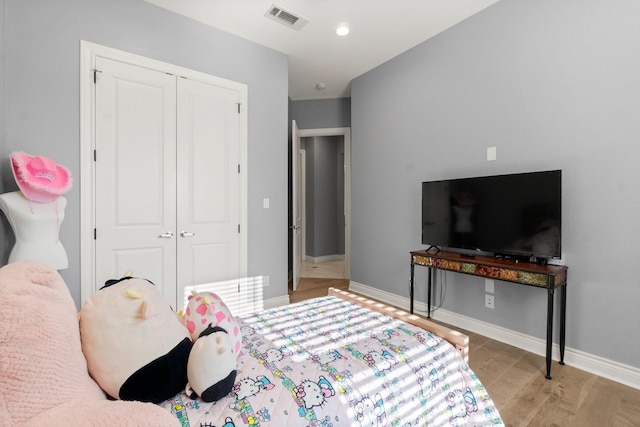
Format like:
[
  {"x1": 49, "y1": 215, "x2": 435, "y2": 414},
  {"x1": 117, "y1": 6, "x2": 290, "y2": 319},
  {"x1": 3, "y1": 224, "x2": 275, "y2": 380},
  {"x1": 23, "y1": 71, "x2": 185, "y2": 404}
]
[{"x1": 184, "y1": 291, "x2": 242, "y2": 355}]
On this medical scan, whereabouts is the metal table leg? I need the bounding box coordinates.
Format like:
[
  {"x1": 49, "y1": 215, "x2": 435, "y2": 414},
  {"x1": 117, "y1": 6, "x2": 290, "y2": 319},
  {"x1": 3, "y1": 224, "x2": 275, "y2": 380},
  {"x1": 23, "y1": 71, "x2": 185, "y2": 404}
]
[
  {"x1": 559, "y1": 282, "x2": 567, "y2": 365},
  {"x1": 427, "y1": 268, "x2": 432, "y2": 319},
  {"x1": 410, "y1": 262, "x2": 415, "y2": 314},
  {"x1": 545, "y1": 288, "x2": 554, "y2": 379}
]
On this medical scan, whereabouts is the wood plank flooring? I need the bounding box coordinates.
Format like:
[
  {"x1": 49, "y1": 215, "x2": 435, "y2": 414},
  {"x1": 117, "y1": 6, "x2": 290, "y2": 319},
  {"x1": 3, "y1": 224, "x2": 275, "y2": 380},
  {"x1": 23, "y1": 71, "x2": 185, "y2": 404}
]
[
  {"x1": 288, "y1": 279, "x2": 640, "y2": 426},
  {"x1": 462, "y1": 326, "x2": 640, "y2": 426},
  {"x1": 288, "y1": 277, "x2": 349, "y2": 303},
  {"x1": 290, "y1": 260, "x2": 349, "y2": 303}
]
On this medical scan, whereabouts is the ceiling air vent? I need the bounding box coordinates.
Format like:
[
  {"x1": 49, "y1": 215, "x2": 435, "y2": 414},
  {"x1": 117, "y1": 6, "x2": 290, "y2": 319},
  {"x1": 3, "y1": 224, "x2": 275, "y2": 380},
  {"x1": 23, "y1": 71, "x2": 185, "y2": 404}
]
[{"x1": 265, "y1": 4, "x2": 309, "y2": 31}]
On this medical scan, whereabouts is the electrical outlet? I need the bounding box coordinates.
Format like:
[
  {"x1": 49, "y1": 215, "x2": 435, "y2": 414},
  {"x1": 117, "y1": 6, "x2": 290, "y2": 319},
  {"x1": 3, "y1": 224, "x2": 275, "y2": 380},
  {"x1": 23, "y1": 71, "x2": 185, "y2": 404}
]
[{"x1": 485, "y1": 294, "x2": 494, "y2": 309}]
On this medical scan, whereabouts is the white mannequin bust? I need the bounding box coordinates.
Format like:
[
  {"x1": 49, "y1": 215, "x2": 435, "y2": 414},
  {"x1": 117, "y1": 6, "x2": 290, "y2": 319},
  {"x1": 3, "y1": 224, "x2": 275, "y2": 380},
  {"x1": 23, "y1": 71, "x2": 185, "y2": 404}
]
[{"x1": 0, "y1": 191, "x2": 68, "y2": 270}]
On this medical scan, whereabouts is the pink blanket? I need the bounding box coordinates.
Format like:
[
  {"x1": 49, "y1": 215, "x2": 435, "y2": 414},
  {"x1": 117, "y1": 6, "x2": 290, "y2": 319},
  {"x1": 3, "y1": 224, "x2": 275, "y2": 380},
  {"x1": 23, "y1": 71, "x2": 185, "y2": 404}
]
[{"x1": 0, "y1": 260, "x2": 179, "y2": 427}]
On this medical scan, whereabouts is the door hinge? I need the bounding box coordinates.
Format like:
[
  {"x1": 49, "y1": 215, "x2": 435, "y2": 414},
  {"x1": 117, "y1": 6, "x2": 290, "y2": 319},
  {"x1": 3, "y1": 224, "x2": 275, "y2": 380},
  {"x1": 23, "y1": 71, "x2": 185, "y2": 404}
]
[
  {"x1": 237, "y1": 224, "x2": 240, "y2": 233},
  {"x1": 93, "y1": 69, "x2": 102, "y2": 84},
  {"x1": 94, "y1": 228, "x2": 97, "y2": 240},
  {"x1": 236, "y1": 103, "x2": 241, "y2": 114},
  {"x1": 237, "y1": 164, "x2": 240, "y2": 174},
  {"x1": 93, "y1": 149, "x2": 97, "y2": 162}
]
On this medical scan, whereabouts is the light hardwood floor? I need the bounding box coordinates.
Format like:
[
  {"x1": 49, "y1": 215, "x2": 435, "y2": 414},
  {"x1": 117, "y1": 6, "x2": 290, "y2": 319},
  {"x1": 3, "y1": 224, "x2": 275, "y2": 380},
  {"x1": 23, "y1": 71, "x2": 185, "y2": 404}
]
[
  {"x1": 300, "y1": 260, "x2": 347, "y2": 279},
  {"x1": 461, "y1": 325, "x2": 640, "y2": 426},
  {"x1": 288, "y1": 278, "x2": 640, "y2": 426},
  {"x1": 289, "y1": 260, "x2": 349, "y2": 303}
]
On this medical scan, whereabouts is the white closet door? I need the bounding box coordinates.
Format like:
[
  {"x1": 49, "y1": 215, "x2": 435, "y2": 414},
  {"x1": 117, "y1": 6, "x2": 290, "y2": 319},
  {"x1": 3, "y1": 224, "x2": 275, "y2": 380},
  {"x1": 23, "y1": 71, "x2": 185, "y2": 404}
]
[
  {"x1": 176, "y1": 78, "x2": 241, "y2": 308},
  {"x1": 94, "y1": 57, "x2": 178, "y2": 305}
]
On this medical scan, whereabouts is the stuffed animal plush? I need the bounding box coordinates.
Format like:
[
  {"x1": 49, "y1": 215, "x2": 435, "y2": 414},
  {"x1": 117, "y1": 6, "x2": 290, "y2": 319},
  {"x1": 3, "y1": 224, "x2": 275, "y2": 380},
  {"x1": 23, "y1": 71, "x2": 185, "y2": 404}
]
[
  {"x1": 185, "y1": 324, "x2": 238, "y2": 402},
  {"x1": 0, "y1": 260, "x2": 180, "y2": 426},
  {"x1": 79, "y1": 276, "x2": 192, "y2": 404},
  {"x1": 183, "y1": 290, "x2": 242, "y2": 355}
]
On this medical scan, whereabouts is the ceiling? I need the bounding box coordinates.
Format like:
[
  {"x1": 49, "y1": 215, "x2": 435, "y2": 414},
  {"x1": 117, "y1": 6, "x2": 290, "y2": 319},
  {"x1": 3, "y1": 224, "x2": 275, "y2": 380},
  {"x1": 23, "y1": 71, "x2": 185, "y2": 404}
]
[{"x1": 144, "y1": 0, "x2": 500, "y2": 101}]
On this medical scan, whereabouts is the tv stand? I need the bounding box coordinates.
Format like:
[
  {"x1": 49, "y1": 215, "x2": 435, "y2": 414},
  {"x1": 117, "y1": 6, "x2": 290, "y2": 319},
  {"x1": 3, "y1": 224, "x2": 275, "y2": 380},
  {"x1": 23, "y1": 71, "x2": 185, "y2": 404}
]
[{"x1": 410, "y1": 250, "x2": 568, "y2": 380}]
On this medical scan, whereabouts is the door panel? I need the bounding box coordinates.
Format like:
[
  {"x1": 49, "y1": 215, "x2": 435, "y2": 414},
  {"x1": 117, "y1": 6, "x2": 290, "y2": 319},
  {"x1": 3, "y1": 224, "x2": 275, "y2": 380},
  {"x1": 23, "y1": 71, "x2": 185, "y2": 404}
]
[
  {"x1": 190, "y1": 243, "x2": 231, "y2": 284},
  {"x1": 176, "y1": 78, "x2": 241, "y2": 308},
  {"x1": 94, "y1": 57, "x2": 177, "y2": 304},
  {"x1": 113, "y1": 248, "x2": 166, "y2": 286}
]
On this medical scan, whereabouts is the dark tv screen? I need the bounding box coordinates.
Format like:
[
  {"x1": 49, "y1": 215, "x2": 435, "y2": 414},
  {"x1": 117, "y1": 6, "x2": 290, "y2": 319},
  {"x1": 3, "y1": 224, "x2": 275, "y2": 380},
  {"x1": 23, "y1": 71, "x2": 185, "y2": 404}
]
[{"x1": 421, "y1": 170, "x2": 561, "y2": 260}]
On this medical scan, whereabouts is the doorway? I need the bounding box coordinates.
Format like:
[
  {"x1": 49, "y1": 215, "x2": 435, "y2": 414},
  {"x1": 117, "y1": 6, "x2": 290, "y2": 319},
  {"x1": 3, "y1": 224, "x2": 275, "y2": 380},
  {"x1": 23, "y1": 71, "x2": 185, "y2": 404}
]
[{"x1": 298, "y1": 128, "x2": 351, "y2": 281}]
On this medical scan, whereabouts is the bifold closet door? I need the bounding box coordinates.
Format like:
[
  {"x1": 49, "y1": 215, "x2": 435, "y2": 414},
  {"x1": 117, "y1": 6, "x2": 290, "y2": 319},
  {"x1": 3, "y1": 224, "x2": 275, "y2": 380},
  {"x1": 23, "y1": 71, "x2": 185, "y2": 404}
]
[
  {"x1": 94, "y1": 57, "x2": 242, "y2": 310},
  {"x1": 94, "y1": 57, "x2": 178, "y2": 305},
  {"x1": 175, "y1": 78, "x2": 241, "y2": 309}
]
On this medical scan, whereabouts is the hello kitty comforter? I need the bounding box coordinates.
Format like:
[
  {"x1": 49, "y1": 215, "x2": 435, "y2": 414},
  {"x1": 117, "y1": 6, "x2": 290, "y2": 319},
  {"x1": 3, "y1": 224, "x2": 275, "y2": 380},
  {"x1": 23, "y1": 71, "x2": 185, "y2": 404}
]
[{"x1": 160, "y1": 296, "x2": 503, "y2": 427}]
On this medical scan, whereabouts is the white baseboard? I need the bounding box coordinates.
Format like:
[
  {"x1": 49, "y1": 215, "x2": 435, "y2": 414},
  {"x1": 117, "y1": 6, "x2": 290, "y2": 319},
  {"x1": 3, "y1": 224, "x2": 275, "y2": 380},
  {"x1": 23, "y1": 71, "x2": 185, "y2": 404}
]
[
  {"x1": 348, "y1": 281, "x2": 640, "y2": 390},
  {"x1": 263, "y1": 294, "x2": 290, "y2": 309},
  {"x1": 304, "y1": 254, "x2": 345, "y2": 263}
]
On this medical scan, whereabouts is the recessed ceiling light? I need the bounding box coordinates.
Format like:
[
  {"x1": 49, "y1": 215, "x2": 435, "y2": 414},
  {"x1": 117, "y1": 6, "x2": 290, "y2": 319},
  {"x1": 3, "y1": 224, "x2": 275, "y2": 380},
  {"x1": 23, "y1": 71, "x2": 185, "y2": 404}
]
[{"x1": 336, "y1": 24, "x2": 350, "y2": 36}]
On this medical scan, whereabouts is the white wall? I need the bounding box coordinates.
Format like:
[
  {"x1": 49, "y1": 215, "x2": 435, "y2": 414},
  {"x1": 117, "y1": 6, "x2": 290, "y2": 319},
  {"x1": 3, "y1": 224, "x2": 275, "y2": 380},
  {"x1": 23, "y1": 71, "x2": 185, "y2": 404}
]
[
  {"x1": 351, "y1": 0, "x2": 640, "y2": 370},
  {"x1": 0, "y1": 0, "x2": 289, "y2": 306}
]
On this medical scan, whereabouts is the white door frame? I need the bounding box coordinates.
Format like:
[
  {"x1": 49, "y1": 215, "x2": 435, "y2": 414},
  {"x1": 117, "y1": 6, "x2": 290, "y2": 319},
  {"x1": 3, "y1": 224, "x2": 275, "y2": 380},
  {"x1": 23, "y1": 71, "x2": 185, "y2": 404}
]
[
  {"x1": 300, "y1": 149, "x2": 307, "y2": 261},
  {"x1": 79, "y1": 41, "x2": 248, "y2": 305},
  {"x1": 297, "y1": 127, "x2": 351, "y2": 278},
  {"x1": 291, "y1": 120, "x2": 302, "y2": 291}
]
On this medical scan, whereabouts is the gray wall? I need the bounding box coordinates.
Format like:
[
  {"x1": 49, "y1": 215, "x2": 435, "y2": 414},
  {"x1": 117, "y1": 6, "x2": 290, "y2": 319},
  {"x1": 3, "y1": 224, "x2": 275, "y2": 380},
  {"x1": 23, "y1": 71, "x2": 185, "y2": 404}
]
[
  {"x1": 0, "y1": 0, "x2": 289, "y2": 307},
  {"x1": 290, "y1": 98, "x2": 351, "y2": 130},
  {"x1": 351, "y1": 0, "x2": 640, "y2": 369},
  {"x1": 0, "y1": 0, "x2": 5, "y2": 192},
  {"x1": 303, "y1": 135, "x2": 345, "y2": 258}
]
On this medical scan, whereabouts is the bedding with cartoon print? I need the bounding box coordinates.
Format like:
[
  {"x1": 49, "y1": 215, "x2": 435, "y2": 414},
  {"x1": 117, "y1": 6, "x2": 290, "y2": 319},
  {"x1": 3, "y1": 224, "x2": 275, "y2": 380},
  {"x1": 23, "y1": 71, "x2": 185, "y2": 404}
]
[{"x1": 161, "y1": 296, "x2": 504, "y2": 427}]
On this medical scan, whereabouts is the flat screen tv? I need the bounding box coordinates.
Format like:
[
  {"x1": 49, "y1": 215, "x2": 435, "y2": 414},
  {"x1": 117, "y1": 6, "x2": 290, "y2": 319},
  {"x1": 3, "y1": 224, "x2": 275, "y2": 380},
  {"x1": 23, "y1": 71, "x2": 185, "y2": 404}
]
[{"x1": 422, "y1": 170, "x2": 561, "y2": 262}]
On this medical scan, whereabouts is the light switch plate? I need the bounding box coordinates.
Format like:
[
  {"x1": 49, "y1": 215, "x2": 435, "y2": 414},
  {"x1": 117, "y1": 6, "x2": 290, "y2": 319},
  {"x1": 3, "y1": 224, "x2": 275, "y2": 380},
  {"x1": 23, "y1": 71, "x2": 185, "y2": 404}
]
[
  {"x1": 485, "y1": 279, "x2": 495, "y2": 293},
  {"x1": 487, "y1": 146, "x2": 497, "y2": 161}
]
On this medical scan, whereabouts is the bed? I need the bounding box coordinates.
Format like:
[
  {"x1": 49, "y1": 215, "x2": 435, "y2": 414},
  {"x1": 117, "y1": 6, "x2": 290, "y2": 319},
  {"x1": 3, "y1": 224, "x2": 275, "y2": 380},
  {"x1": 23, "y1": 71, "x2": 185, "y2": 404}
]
[{"x1": 160, "y1": 288, "x2": 504, "y2": 427}]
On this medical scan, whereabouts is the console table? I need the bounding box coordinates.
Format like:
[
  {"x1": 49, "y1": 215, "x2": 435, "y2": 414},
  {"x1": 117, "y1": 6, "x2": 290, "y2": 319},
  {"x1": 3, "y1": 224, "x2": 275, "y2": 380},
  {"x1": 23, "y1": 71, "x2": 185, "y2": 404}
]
[{"x1": 410, "y1": 250, "x2": 568, "y2": 379}]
